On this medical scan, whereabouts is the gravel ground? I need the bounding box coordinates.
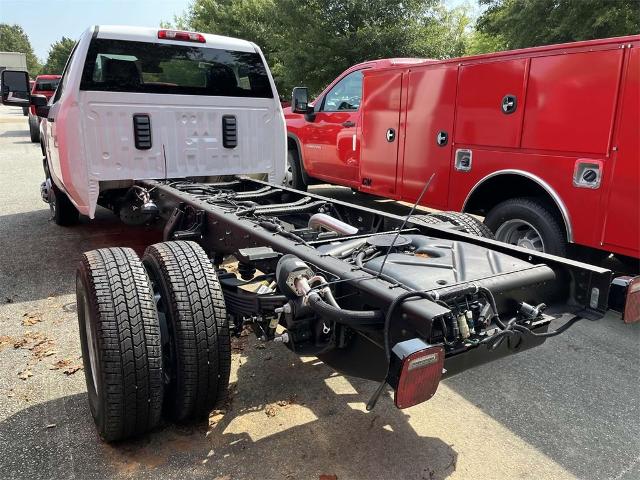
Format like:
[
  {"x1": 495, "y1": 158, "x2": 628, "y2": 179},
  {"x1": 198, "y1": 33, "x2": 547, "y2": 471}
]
[{"x1": 0, "y1": 104, "x2": 638, "y2": 480}]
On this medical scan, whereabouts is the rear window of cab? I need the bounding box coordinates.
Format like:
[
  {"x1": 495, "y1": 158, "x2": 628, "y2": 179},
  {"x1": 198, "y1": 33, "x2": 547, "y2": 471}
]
[
  {"x1": 80, "y1": 38, "x2": 273, "y2": 98},
  {"x1": 35, "y1": 79, "x2": 60, "y2": 92}
]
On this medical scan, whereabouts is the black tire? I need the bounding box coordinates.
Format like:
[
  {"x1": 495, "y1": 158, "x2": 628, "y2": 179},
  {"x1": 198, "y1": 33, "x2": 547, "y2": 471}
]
[
  {"x1": 484, "y1": 197, "x2": 566, "y2": 256},
  {"x1": 142, "y1": 241, "x2": 231, "y2": 422},
  {"x1": 50, "y1": 183, "x2": 80, "y2": 226},
  {"x1": 286, "y1": 149, "x2": 307, "y2": 191},
  {"x1": 412, "y1": 211, "x2": 495, "y2": 239},
  {"x1": 76, "y1": 248, "x2": 163, "y2": 442},
  {"x1": 29, "y1": 116, "x2": 39, "y2": 143}
]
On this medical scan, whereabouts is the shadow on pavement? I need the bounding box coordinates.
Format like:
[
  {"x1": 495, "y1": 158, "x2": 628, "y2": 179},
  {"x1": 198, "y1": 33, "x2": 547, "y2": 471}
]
[
  {"x1": 0, "y1": 208, "x2": 162, "y2": 303},
  {"x1": 0, "y1": 339, "x2": 457, "y2": 480},
  {"x1": 444, "y1": 313, "x2": 640, "y2": 480},
  {"x1": 0, "y1": 129, "x2": 29, "y2": 138}
]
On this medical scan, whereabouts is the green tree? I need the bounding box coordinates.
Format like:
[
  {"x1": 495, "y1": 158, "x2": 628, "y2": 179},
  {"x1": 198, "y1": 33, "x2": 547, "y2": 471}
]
[
  {"x1": 175, "y1": 0, "x2": 474, "y2": 94},
  {"x1": 42, "y1": 37, "x2": 76, "y2": 74},
  {"x1": 0, "y1": 24, "x2": 41, "y2": 76},
  {"x1": 476, "y1": 0, "x2": 640, "y2": 51}
]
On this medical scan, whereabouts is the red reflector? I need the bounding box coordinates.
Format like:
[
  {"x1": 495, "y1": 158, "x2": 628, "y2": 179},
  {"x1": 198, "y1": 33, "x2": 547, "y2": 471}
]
[
  {"x1": 158, "y1": 29, "x2": 205, "y2": 43},
  {"x1": 623, "y1": 276, "x2": 640, "y2": 324},
  {"x1": 392, "y1": 340, "x2": 445, "y2": 409}
]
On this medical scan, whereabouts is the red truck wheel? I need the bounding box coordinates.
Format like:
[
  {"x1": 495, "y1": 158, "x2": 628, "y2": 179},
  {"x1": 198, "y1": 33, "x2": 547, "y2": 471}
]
[
  {"x1": 411, "y1": 211, "x2": 494, "y2": 238},
  {"x1": 484, "y1": 198, "x2": 566, "y2": 256},
  {"x1": 286, "y1": 150, "x2": 307, "y2": 191}
]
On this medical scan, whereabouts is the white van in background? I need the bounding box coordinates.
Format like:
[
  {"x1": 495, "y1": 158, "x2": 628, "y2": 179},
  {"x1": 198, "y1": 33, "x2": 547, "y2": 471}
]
[{"x1": 1, "y1": 26, "x2": 286, "y2": 225}]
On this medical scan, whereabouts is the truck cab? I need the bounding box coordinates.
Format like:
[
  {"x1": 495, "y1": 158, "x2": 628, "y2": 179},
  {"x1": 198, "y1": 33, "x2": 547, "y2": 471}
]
[
  {"x1": 2, "y1": 25, "x2": 286, "y2": 225},
  {"x1": 286, "y1": 36, "x2": 640, "y2": 260}
]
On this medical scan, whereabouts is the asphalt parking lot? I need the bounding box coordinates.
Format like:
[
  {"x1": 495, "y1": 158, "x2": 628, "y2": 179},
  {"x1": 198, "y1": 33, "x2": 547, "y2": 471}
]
[{"x1": 0, "y1": 104, "x2": 639, "y2": 480}]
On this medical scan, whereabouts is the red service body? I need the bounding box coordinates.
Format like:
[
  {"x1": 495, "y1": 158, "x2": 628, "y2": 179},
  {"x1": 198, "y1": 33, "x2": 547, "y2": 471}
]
[{"x1": 285, "y1": 36, "x2": 640, "y2": 259}]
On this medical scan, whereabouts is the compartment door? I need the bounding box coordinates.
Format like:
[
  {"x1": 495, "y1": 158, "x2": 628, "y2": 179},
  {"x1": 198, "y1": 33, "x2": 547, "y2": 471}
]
[
  {"x1": 359, "y1": 69, "x2": 403, "y2": 196},
  {"x1": 455, "y1": 58, "x2": 527, "y2": 148},
  {"x1": 601, "y1": 47, "x2": 640, "y2": 254},
  {"x1": 401, "y1": 65, "x2": 457, "y2": 209}
]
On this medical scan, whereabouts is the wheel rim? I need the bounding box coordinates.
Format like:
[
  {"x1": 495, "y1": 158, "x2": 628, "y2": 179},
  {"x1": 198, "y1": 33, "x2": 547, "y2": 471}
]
[
  {"x1": 285, "y1": 158, "x2": 294, "y2": 187},
  {"x1": 149, "y1": 274, "x2": 174, "y2": 385},
  {"x1": 83, "y1": 292, "x2": 100, "y2": 396},
  {"x1": 48, "y1": 184, "x2": 56, "y2": 218},
  {"x1": 495, "y1": 219, "x2": 545, "y2": 252}
]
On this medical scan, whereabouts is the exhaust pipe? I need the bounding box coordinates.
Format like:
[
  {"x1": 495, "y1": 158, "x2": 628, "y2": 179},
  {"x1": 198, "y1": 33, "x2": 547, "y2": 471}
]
[{"x1": 308, "y1": 213, "x2": 358, "y2": 235}]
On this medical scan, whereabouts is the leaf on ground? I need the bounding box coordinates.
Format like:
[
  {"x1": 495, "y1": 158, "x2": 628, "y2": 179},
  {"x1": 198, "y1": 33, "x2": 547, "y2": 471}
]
[
  {"x1": 62, "y1": 364, "x2": 83, "y2": 375},
  {"x1": 319, "y1": 475, "x2": 338, "y2": 480},
  {"x1": 208, "y1": 409, "x2": 226, "y2": 428},
  {"x1": 18, "y1": 369, "x2": 33, "y2": 380},
  {"x1": 30, "y1": 338, "x2": 57, "y2": 359},
  {"x1": 13, "y1": 331, "x2": 47, "y2": 350},
  {"x1": 22, "y1": 312, "x2": 43, "y2": 326},
  {"x1": 50, "y1": 359, "x2": 72, "y2": 370},
  {"x1": 0, "y1": 335, "x2": 14, "y2": 351}
]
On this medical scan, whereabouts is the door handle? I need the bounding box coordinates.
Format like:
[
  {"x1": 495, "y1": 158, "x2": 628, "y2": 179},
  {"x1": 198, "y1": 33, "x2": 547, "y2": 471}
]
[
  {"x1": 342, "y1": 121, "x2": 355, "y2": 127},
  {"x1": 386, "y1": 128, "x2": 396, "y2": 142}
]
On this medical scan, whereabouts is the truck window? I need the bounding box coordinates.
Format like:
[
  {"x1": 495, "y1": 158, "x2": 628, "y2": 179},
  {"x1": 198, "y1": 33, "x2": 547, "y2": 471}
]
[
  {"x1": 321, "y1": 70, "x2": 363, "y2": 112},
  {"x1": 35, "y1": 79, "x2": 60, "y2": 92},
  {"x1": 80, "y1": 38, "x2": 273, "y2": 98}
]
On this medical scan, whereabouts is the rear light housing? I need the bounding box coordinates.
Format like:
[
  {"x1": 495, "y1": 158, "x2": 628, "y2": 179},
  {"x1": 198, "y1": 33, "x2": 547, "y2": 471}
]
[
  {"x1": 158, "y1": 29, "x2": 205, "y2": 43},
  {"x1": 610, "y1": 275, "x2": 640, "y2": 324},
  {"x1": 388, "y1": 338, "x2": 445, "y2": 409}
]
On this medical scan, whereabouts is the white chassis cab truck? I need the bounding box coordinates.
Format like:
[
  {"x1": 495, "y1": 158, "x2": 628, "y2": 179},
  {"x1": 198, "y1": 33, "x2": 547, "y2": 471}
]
[
  {"x1": 8, "y1": 25, "x2": 286, "y2": 225},
  {"x1": 2, "y1": 27, "x2": 635, "y2": 443}
]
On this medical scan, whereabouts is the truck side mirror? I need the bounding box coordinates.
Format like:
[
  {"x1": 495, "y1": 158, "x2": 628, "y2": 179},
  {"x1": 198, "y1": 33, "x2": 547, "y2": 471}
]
[
  {"x1": 1, "y1": 70, "x2": 30, "y2": 107},
  {"x1": 292, "y1": 87, "x2": 310, "y2": 114},
  {"x1": 31, "y1": 94, "x2": 50, "y2": 118}
]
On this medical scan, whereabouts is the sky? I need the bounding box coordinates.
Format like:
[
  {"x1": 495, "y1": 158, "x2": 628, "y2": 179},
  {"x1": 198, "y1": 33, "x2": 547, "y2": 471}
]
[{"x1": 1, "y1": 0, "x2": 191, "y2": 62}]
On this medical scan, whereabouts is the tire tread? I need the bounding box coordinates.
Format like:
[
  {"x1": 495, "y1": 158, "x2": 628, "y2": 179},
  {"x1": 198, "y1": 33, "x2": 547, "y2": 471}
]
[{"x1": 78, "y1": 247, "x2": 163, "y2": 441}]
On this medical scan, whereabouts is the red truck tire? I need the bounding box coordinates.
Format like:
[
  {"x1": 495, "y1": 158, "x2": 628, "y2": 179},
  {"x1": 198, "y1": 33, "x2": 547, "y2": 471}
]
[
  {"x1": 484, "y1": 198, "x2": 566, "y2": 256},
  {"x1": 286, "y1": 150, "x2": 307, "y2": 191}
]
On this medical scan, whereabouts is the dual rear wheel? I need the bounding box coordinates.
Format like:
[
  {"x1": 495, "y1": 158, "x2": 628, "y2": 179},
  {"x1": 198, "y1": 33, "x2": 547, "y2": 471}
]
[{"x1": 76, "y1": 241, "x2": 231, "y2": 442}]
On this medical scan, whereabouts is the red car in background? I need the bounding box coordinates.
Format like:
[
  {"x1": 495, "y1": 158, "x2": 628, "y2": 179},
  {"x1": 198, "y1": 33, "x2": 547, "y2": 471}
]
[{"x1": 28, "y1": 74, "x2": 61, "y2": 142}]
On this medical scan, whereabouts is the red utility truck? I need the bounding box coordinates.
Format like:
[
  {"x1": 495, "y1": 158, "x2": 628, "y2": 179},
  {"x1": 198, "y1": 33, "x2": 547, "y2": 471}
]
[{"x1": 285, "y1": 35, "x2": 640, "y2": 259}]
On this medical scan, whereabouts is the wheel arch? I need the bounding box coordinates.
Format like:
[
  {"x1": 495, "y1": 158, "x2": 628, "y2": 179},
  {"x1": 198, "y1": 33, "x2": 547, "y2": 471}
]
[
  {"x1": 287, "y1": 133, "x2": 311, "y2": 184},
  {"x1": 462, "y1": 170, "x2": 573, "y2": 242}
]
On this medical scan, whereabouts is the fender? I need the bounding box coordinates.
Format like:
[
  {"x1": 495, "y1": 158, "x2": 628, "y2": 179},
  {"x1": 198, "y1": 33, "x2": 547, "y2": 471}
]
[
  {"x1": 287, "y1": 132, "x2": 313, "y2": 185},
  {"x1": 462, "y1": 169, "x2": 574, "y2": 243}
]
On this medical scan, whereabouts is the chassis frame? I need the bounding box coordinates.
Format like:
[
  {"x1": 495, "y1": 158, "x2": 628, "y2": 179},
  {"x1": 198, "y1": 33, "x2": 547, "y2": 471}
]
[{"x1": 137, "y1": 176, "x2": 611, "y2": 382}]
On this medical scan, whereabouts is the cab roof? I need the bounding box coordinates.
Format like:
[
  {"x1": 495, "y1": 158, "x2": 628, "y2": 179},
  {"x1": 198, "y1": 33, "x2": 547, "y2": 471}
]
[{"x1": 89, "y1": 25, "x2": 257, "y2": 53}]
